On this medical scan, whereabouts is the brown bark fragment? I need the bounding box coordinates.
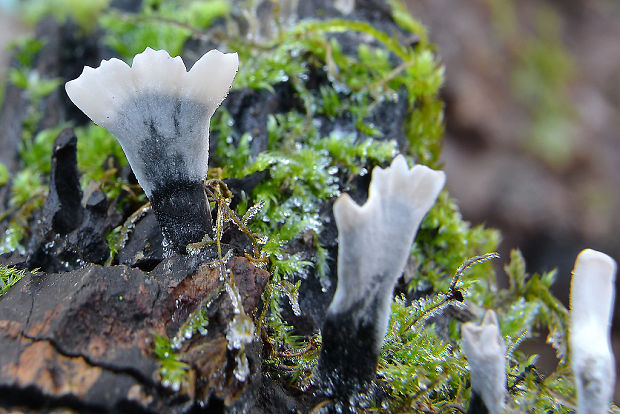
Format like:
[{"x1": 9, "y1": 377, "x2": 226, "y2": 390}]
[
  {"x1": 0, "y1": 256, "x2": 269, "y2": 413},
  {"x1": 13, "y1": 341, "x2": 102, "y2": 397}
]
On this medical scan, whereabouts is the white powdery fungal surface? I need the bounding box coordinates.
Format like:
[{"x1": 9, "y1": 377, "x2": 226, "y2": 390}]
[
  {"x1": 65, "y1": 48, "x2": 238, "y2": 197},
  {"x1": 461, "y1": 310, "x2": 506, "y2": 414},
  {"x1": 328, "y1": 154, "x2": 445, "y2": 351},
  {"x1": 570, "y1": 249, "x2": 617, "y2": 414}
]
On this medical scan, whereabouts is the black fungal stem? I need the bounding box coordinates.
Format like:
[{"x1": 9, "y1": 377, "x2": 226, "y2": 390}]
[
  {"x1": 466, "y1": 391, "x2": 489, "y2": 414},
  {"x1": 150, "y1": 179, "x2": 212, "y2": 254}
]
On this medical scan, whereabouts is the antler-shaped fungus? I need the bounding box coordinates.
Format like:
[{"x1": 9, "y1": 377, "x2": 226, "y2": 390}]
[
  {"x1": 317, "y1": 154, "x2": 445, "y2": 398},
  {"x1": 66, "y1": 48, "x2": 238, "y2": 253}
]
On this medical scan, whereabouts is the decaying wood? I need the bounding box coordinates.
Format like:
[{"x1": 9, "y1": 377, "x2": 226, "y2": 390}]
[{"x1": 0, "y1": 256, "x2": 269, "y2": 413}]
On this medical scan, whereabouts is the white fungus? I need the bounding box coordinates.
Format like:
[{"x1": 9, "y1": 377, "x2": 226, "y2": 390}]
[
  {"x1": 328, "y1": 154, "x2": 445, "y2": 350},
  {"x1": 317, "y1": 155, "x2": 445, "y2": 397},
  {"x1": 461, "y1": 310, "x2": 507, "y2": 414},
  {"x1": 570, "y1": 248, "x2": 617, "y2": 414},
  {"x1": 65, "y1": 48, "x2": 239, "y2": 252},
  {"x1": 65, "y1": 48, "x2": 238, "y2": 198}
]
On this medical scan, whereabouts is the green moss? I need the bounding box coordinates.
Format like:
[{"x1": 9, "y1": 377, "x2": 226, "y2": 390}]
[
  {"x1": 0, "y1": 168, "x2": 46, "y2": 254},
  {"x1": 388, "y1": 0, "x2": 428, "y2": 44},
  {"x1": 0, "y1": 164, "x2": 8, "y2": 187},
  {"x1": 378, "y1": 250, "x2": 578, "y2": 412},
  {"x1": 152, "y1": 332, "x2": 191, "y2": 392},
  {"x1": 76, "y1": 124, "x2": 129, "y2": 200},
  {"x1": 100, "y1": 13, "x2": 191, "y2": 60},
  {"x1": 101, "y1": 0, "x2": 231, "y2": 60},
  {"x1": 381, "y1": 296, "x2": 470, "y2": 410},
  {"x1": 20, "y1": 126, "x2": 65, "y2": 175},
  {"x1": 0, "y1": 265, "x2": 27, "y2": 296},
  {"x1": 9, "y1": 37, "x2": 45, "y2": 68},
  {"x1": 184, "y1": 0, "x2": 230, "y2": 29},
  {"x1": 21, "y1": 0, "x2": 110, "y2": 31},
  {"x1": 0, "y1": 36, "x2": 66, "y2": 252}
]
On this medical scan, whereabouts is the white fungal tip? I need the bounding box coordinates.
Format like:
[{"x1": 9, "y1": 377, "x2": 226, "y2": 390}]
[
  {"x1": 328, "y1": 155, "x2": 445, "y2": 350},
  {"x1": 65, "y1": 57, "x2": 133, "y2": 129},
  {"x1": 570, "y1": 248, "x2": 616, "y2": 414},
  {"x1": 461, "y1": 310, "x2": 506, "y2": 414},
  {"x1": 65, "y1": 47, "x2": 239, "y2": 197},
  {"x1": 332, "y1": 193, "x2": 364, "y2": 231},
  {"x1": 367, "y1": 155, "x2": 446, "y2": 213},
  {"x1": 186, "y1": 49, "x2": 239, "y2": 116},
  {"x1": 571, "y1": 249, "x2": 616, "y2": 329},
  {"x1": 131, "y1": 47, "x2": 188, "y2": 96}
]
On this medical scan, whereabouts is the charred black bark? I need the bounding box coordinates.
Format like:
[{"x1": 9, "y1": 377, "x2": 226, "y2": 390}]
[{"x1": 45, "y1": 128, "x2": 83, "y2": 235}]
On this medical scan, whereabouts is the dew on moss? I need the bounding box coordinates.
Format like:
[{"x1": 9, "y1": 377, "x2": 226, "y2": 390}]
[
  {"x1": 233, "y1": 351, "x2": 250, "y2": 382},
  {"x1": 226, "y1": 314, "x2": 255, "y2": 350}
]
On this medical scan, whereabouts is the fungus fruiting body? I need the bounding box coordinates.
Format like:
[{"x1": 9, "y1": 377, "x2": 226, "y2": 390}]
[
  {"x1": 461, "y1": 310, "x2": 507, "y2": 414},
  {"x1": 317, "y1": 155, "x2": 445, "y2": 398},
  {"x1": 570, "y1": 248, "x2": 617, "y2": 414},
  {"x1": 65, "y1": 48, "x2": 239, "y2": 253}
]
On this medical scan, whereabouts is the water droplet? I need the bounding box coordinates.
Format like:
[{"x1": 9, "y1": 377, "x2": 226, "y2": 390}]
[
  {"x1": 320, "y1": 276, "x2": 332, "y2": 292},
  {"x1": 233, "y1": 351, "x2": 250, "y2": 382},
  {"x1": 171, "y1": 337, "x2": 182, "y2": 349},
  {"x1": 226, "y1": 314, "x2": 255, "y2": 350}
]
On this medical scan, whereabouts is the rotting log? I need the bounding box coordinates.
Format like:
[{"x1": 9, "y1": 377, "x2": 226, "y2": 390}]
[{"x1": 0, "y1": 256, "x2": 268, "y2": 413}]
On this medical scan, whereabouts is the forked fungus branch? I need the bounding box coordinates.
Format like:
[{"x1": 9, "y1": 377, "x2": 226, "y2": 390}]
[{"x1": 65, "y1": 48, "x2": 238, "y2": 253}]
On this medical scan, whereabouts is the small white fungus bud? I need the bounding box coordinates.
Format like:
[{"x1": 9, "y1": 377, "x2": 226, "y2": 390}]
[
  {"x1": 570, "y1": 248, "x2": 617, "y2": 414},
  {"x1": 461, "y1": 310, "x2": 507, "y2": 414}
]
